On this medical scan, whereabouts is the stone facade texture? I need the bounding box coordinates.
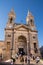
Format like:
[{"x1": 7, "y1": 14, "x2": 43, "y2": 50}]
[{"x1": 0, "y1": 9, "x2": 40, "y2": 60}]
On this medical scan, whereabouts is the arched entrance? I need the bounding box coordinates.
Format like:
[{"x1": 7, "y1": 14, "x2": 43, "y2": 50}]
[{"x1": 18, "y1": 36, "x2": 27, "y2": 55}]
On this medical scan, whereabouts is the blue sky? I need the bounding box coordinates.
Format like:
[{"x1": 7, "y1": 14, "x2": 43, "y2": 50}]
[{"x1": 0, "y1": 0, "x2": 43, "y2": 47}]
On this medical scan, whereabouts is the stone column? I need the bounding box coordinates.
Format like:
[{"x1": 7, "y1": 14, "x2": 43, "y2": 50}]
[{"x1": 27, "y1": 41, "x2": 30, "y2": 64}]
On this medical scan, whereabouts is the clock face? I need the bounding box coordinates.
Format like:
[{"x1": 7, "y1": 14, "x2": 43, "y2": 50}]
[
  {"x1": 9, "y1": 25, "x2": 12, "y2": 28},
  {"x1": 32, "y1": 28, "x2": 35, "y2": 30}
]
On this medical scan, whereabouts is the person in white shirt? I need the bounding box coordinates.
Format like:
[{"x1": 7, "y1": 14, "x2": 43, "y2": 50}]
[{"x1": 36, "y1": 56, "x2": 40, "y2": 63}]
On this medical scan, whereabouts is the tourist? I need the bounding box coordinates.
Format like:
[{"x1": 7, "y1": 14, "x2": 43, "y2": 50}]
[
  {"x1": 35, "y1": 56, "x2": 40, "y2": 63},
  {"x1": 11, "y1": 59, "x2": 13, "y2": 65}
]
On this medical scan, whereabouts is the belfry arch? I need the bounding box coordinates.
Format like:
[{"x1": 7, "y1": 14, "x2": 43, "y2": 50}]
[{"x1": 18, "y1": 35, "x2": 27, "y2": 55}]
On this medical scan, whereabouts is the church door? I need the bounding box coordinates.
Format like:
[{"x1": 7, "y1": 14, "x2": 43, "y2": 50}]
[{"x1": 18, "y1": 36, "x2": 27, "y2": 55}]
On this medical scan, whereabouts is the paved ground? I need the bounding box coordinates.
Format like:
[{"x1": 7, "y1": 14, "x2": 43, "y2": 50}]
[
  {"x1": 0, "y1": 63, "x2": 43, "y2": 65},
  {"x1": 0, "y1": 62, "x2": 43, "y2": 65}
]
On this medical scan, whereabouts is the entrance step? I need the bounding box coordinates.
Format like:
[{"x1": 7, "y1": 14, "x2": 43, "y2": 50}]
[{"x1": 30, "y1": 58, "x2": 36, "y2": 65}]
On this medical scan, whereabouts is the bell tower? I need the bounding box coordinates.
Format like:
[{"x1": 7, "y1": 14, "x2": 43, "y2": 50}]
[
  {"x1": 5, "y1": 9, "x2": 16, "y2": 59},
  {"x1": 26, "y1": 11, "x2": 40, "y2": 57},
  {"x1": 8, "y1": 9, "x2": 16, "y2": 21},
  {"x1": 26, "y1": 11, "x2": 36, "y2": 30},
  {"x1": 6, "y1": 9, "x2": 16, "y2": 28}
]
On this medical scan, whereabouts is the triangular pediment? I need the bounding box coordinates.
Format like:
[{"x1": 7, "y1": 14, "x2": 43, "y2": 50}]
[{"x1": 15, "y1": 24, "x2": 29, "y2": 31}]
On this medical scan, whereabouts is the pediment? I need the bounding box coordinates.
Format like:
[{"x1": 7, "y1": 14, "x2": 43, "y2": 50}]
[{"x1": 15, "y1": 24, "x2": 29, "y2": 31}]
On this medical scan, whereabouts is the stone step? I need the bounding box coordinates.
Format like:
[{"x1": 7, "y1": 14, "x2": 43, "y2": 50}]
[{"x1": 30, "y1": 59, "x2": 36, "y2": 65}]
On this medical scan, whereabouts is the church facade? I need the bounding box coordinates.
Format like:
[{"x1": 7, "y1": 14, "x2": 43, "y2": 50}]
[{"x1": 0, "y1": 9, "x2": 40, "y2": 61}]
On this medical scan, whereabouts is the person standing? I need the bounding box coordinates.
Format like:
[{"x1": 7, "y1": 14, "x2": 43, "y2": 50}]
[{"x1": 35, "y1": 56, "x2": 40, "y2": 65}]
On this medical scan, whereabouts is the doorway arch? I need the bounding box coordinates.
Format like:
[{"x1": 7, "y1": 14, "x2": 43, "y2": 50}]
[{"x1": 18, "y1": 35, "x2": 27, "y2": 55}]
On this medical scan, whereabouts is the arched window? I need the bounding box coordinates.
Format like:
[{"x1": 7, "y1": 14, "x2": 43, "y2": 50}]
[
  {"x1": 30, "y1": 19, "x2": 34, "y2": 26},
  {"x1": 8, "y1": 34, "x2": 11, "y2": 37},
  {"x1": 7, "y1": 42, "x2": 10, "y2": 50},
  {"x1": 34, "y1": 43, "x2": 36, "y2": 48},
  {"x1": 34, "y1": 43, "x2": 38, "y2": 53},
  {"x1": 10, "y1": 17, "x2": 13, "y2": 23}
]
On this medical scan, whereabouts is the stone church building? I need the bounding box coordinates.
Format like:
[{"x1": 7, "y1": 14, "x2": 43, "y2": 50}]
[{"x1": 0, "y1": 9, "x2": 40, "y2": 62}]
